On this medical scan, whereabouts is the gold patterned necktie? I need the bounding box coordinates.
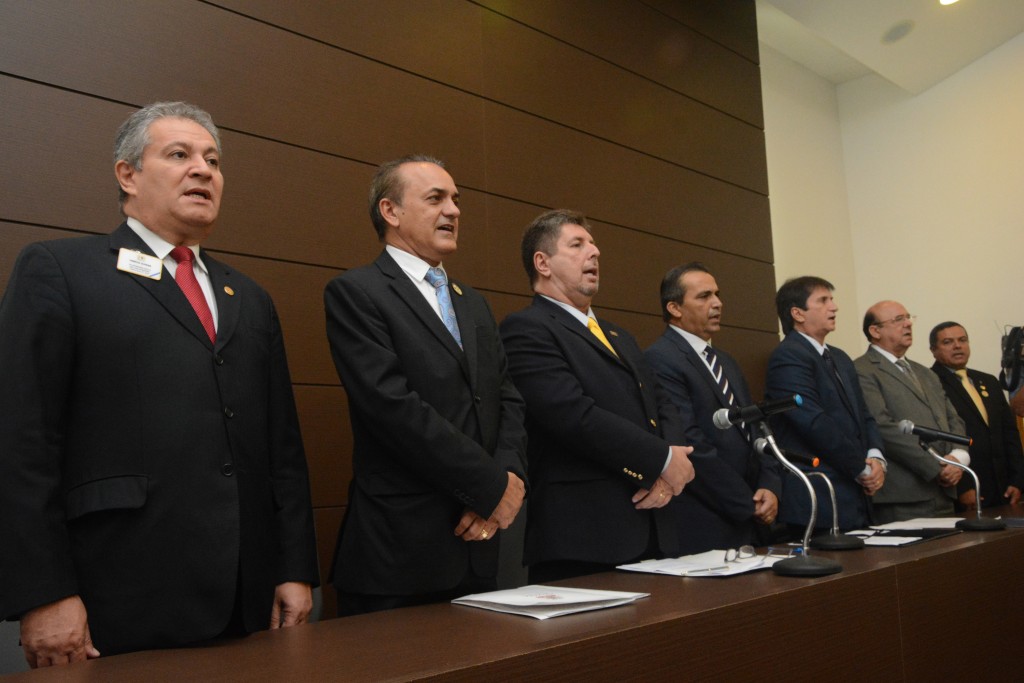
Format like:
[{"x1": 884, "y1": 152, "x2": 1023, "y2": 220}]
[
  {"x1": 955, "y1": 369, "x2": 988, "y2": 425},
  {"x1": 587, "y1": 317, "x2": 617, "y2": 357}
]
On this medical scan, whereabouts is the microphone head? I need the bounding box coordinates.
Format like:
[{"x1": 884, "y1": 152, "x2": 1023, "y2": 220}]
[
  {"x1": 753, "y1": 437, "x2": 768, "y2": 455},
  {"x1": 712, "y1": 408, "x2": 733, "y2": 430},
  {"x1": 898, "y1": 419, "x2": 914, "y2": 435}
]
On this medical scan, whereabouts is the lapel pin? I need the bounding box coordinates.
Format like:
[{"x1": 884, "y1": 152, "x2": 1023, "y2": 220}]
[
  {"x1": 452, "y1": 283, "x2": 463, "y2": 296},
  {"x1": 609, "y1": 330, "x2": 619, "y2": 337},
  {"x1": 224, "y1": 286, "x2": 235, "y2": 296}
]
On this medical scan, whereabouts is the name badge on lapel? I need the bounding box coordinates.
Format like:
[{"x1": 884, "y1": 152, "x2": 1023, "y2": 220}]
[{"x1": 116, "y1": 248, "x2": 162, "y2": 280}]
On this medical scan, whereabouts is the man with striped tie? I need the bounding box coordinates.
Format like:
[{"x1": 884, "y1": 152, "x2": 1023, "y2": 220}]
[{"x1": 645, "y1": 263, "x2": 781, "y2": 552}]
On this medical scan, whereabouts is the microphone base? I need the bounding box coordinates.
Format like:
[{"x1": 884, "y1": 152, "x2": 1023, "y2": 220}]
[
  {"x1": 772, "y1": 555, "x2": 842, "y2": 577},
  {"x1": 955, "y1": 517, "x2": 1006, "y2": 532},
  {"x1": 810, "y1": 532, "x2": 865, "y2": 551}
]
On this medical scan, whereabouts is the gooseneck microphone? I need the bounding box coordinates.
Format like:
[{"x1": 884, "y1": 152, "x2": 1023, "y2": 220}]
[
  {"x1": 753, "y1": 438, "x2": 819, "y2": 468},
  {"x1": 713, "y1": 395, "x2": 803, "y2": 430},
  {"x1": 898, "y1": 419, "x2": 972, "y2": 447}
]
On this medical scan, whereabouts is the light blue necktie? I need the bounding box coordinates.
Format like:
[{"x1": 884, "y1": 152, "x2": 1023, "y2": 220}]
[{"x1": 425, "y1": 267, "x2": 463, "y2": 349}]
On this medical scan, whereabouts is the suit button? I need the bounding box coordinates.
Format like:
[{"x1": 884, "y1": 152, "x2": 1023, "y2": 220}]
[
  {"x1": 214, "y1": 354, "x2": 225, "y2": 366},
  {"x1": 223, "y1": 407, "x2": 234, "y2": 418},
  {"x1": 649, "y1": 419, "x2": 657, "y2": 428},
  {"x1": 474, "y1": 395, "x2": 482, "y2": 404},
  {"x1": 638, "y1": 382, "x2": 643, "y2": 389},
  {"x1": 221, "y1": 464, "x2": 234, "y2": 477}
]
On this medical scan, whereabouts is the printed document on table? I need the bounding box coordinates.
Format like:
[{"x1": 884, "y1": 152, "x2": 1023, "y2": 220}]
[
  {"x1": 452, "y1": 585, "x2": 648, "y2": 619},
  {"x1": 870, "y1": 517, "x2": 963, "y2": 530},
  {"x1": 617, "y1": 550, "x2": 781, "y2": 577}
]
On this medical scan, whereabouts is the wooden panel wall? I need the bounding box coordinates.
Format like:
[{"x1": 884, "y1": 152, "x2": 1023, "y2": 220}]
[{"x1": 0, "y1": 0, "x2": 775, "y2": 618}]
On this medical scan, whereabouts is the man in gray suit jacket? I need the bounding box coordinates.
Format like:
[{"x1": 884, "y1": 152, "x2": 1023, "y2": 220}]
[{"x1": 854, "y1": 300, "x2": 968, "y2": 523}]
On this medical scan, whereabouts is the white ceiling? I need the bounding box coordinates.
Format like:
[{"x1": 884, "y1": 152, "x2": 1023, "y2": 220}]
[{"x1": 756, "y1": 0, "x2": 1024, "y2": 93}]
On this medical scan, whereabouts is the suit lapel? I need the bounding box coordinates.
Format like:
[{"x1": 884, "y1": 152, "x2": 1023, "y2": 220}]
[
  {"x1": 875, "y1": 350, "x2": 928, "y2": 405},
  {"x1": 376, "y1": 252, "x2": 471, "y2": 380},
  {"x1": 448, "y1": 279, "x2": 478, "y2": 389},
  {"x1": 108, "y1": 224, "x2": 214, "y2": 349},
  {"x1": 205, "y1": 251, "x2": 239, "y2": 351},
  {"x1": 669, "y1": 332, "x2": 730, "y2": 410}
]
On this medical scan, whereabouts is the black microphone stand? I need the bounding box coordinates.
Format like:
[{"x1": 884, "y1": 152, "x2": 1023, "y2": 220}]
[
  {"x1": 806, "y1": 472, "x2": 864, "y2": 550},
  {"x1": 756, "y1": 422, "x2": 842, "y2": 576},
  {"x1": 916, "y1": 441, "x2": 1005, "y2": 531}
]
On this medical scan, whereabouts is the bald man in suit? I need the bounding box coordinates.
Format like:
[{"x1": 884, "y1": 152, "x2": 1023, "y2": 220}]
[{"x1": 855, "y1": 301, "x2": 967, "y2": 523}]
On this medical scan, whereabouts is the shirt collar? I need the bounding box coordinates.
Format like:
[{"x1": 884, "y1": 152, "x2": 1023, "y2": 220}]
[
  {"x1": 797, "y1": 331, "x2": 828, "y2": 355},
  {"x1": 669, "y1": 324, "x2": 712, "y2": 355},
  {"x1": 126, "y1": 217, "x2": 208, "y2": 275},
  {"x1": 386, "y1": 244, "x2": 443, "y2": 283},
  {"x1": 539, "y1": 294, "x2": 593, "y2": 326},
  {"x1": 870, "y1": 343, "x2": 903, "y2": 364}
]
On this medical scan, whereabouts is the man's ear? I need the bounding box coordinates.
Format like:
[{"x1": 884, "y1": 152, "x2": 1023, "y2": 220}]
[
  {"x1": 379, "y1": 198, "x2": 402, "y2": 230},
  {"x1": 790, "y1": 306, "x2": 806, "y2": 325},
  {"x1": 533, "y1": 251, "x2": 550, "y2": 278},
  {"x1": 665, "y1": 300, "x2": 682, "y2": 321},
  {"x1": 115, "y1": 160, "x2": 137, "y2": 199}
]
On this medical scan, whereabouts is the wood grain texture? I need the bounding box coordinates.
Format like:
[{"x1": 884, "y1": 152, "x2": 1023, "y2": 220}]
[{"x1": 1, "y1": 0, "x2": 775, "y2": 603}]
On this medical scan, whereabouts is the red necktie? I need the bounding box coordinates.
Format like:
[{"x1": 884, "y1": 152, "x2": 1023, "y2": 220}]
[{"x1": 170, "y1": 246, "x2": 216, "y2": 344}]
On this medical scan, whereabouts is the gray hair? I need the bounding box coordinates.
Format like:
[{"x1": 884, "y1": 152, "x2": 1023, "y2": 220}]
[{"x1": 114, "y1": 102, "x2": 221, "y2": 208}]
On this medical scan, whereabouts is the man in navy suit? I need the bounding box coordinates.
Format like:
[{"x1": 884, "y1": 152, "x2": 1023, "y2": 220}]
[
  {"x1": 0, "y1": 102, "x2": 318, "y2": 666},
  {"x1": 765, "y1": 276, "x2": 886, "y2": 531},
  {"x1": 929, "y1": 321, "x2": 1023, "y2": 510},
  {"x1": 500, "y1": 210, "x2": 695, "y2": 582},
  {"x1": 645, "y1": 263, "x2": 781, "y2": 551},
  {"x1": 324, "y1": 156, "x2": 527, "y2": 615}
]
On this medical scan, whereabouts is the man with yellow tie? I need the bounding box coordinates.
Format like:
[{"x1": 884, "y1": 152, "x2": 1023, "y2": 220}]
[
  {"x1": 499, "y1": 209, "x2": 695, "y2": 583},
  {"x1": 930, "y1": 322, "x2": 1024, "y2": 509}
]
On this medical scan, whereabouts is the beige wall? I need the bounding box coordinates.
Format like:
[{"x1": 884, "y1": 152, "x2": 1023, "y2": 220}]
[{"x1": 762, "y1": 32, "x2": 1023, "y2": 378}]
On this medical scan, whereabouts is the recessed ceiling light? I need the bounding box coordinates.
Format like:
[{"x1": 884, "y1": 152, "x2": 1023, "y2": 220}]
[{"x1": 940, "y1": 0, "x2": 960, "y2": 6}]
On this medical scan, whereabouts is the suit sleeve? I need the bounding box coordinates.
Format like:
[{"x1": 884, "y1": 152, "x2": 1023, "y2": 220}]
[
  {"x1": 645, "y1": 345, "x2": 759, "y2": 521},
  {"x1": 766, "y1": 344, "x2": 870, "y2": 480},
  {"x1": 324, "y1": 275, "x2": 514, "y2": 518},
  {"x1": 855, "y1": 363, "x2": 944, "y2": 482},
  {"x1": 0, "y1": 244, "x2": 80, "y2": 618},
  {"x1": 265, "y1": 300, "x2": 320, "y2": 585}
]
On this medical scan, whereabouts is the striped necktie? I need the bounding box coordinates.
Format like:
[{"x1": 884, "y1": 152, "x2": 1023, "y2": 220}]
[{"x1": 703, "y1": 345, "x2": 734, "y2": 406}]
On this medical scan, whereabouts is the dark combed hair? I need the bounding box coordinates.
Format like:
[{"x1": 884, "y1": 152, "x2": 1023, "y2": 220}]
[
  {"x1": 520, "y1": 209, "x2": 590, "y2": 286},
  {"x1": 862, "y1": 308, "x2": 878, "y2": 341},
  {"x1": 367, "y1": 154, "x2": 445, "y2": 240},
  {"x1": 658, "y1": 262, "x2": 711, "y2": 322},
  {"x1": 776, "y1": 275, "x2": 834, "y2": 334},
  {"x1": 929, "y1": 321, "x2": 964, "y2": 349}
]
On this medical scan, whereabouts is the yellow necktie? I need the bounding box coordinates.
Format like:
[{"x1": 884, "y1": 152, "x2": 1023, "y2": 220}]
[
  {"x1": 956, "y1": 369, "x2": 988, "y2": 425},
  {"x1": 587, "y1": 317, "x2": 617, "y2": 357}
]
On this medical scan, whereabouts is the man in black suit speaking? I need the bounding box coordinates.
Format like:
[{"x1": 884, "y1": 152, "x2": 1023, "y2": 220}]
[
  {"x1": 500, "y1": 210, "x2": 695, "y2": 582},
  {"x1": 0, "y1": 102, "x2": 319, "y2": 666},
  {"x1": 324, "y1": 156, "x2": 527, "y2": 616},
  {"x1": 645, "y1": 263, "x2": 781, "y2": 551}
]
